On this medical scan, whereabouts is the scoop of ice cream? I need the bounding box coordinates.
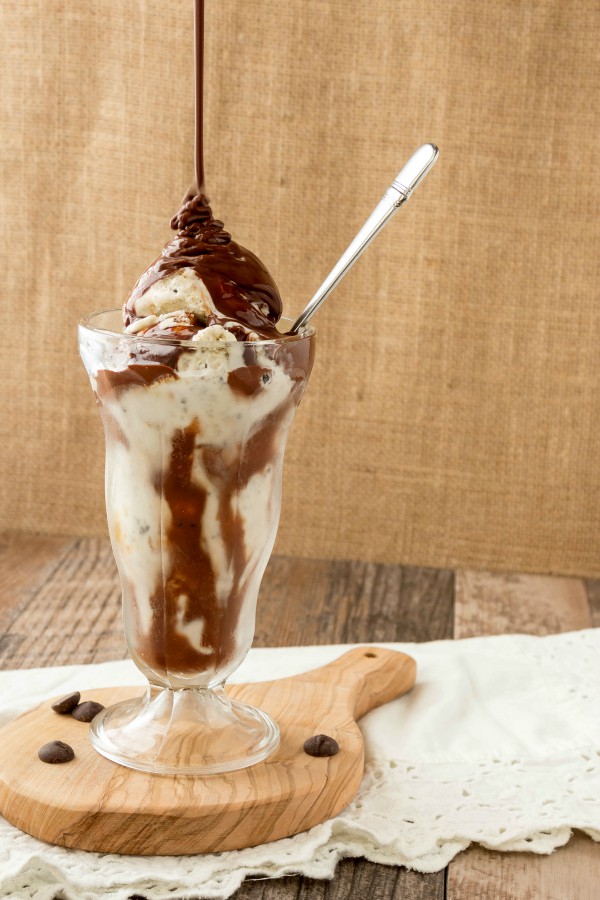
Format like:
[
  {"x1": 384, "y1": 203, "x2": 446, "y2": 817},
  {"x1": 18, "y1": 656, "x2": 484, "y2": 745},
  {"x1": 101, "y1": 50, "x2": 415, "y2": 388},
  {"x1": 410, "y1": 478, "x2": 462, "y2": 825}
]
[
  {"x1": 128, "y1": 268, "x2": 216, "y2": 324},
  {"x1": 124, "y1": 193, "x2": 282, "y2": 342}
]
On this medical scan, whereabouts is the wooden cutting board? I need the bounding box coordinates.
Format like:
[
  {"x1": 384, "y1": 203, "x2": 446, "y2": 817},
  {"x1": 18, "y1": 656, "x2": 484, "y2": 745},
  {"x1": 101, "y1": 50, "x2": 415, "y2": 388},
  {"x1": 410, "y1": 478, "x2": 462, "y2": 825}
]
[{"x1": 0, "y1": 647, "x2": 416, "y2": 855}]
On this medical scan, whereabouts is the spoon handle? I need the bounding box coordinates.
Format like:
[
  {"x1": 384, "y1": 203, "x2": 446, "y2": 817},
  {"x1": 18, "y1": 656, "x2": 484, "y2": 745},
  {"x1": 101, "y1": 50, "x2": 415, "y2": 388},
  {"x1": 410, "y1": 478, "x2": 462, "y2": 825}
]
[{"x1": 290, "y1": 143, "x2": 439, "y2": 334}]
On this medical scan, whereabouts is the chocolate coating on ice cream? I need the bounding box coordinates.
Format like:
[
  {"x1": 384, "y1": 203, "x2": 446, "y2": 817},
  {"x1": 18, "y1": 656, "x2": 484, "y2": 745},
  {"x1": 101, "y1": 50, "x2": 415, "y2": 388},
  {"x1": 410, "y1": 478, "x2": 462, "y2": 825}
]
[{"x1": 124, "y1": 194, "x2": 282, "y2": 338}]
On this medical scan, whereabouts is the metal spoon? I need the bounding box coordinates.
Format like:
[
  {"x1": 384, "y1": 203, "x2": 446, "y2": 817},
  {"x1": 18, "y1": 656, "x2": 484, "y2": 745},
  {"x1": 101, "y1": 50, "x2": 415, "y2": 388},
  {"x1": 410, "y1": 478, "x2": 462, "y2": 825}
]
[{"x1": 290, "y1": 143, "x2": 439, "y2": 334}]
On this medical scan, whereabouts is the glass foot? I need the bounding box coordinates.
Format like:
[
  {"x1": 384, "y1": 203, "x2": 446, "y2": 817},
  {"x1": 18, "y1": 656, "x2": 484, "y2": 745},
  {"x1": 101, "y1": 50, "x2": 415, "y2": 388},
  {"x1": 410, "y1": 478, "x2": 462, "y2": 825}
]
[{"x1": 90, "y1": 684, "x2": 280, "y2": 775}]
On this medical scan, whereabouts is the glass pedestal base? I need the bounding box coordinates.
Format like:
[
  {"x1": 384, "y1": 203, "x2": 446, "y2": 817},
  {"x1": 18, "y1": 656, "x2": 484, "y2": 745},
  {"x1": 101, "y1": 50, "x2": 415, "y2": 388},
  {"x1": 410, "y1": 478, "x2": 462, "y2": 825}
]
[{"x1": 90, "y1": 684, "x2": 280, "y2": 776}]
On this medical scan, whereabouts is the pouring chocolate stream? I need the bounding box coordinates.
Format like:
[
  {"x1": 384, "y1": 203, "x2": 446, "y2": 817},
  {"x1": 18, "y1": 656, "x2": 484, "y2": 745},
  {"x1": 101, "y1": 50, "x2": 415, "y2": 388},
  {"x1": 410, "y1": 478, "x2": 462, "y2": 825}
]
[
  {"x1": 124, "y1": 0, "x2": 282, "y2": 343},
  {"x1": 123, "y1": 2, "x2": 438, "y2": 343}
]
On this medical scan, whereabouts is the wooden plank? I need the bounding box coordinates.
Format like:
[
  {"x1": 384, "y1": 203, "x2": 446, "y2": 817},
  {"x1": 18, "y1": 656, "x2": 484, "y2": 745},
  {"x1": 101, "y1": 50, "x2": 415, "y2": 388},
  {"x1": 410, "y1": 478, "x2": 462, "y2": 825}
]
[
  {"x1": 454, "y1": 570, "x2": 591, "y2": 636},
  {"x1": 0, "y1": 534, "x2": 453, "y2": 900},
  {"x1": 584, "y1": 578, "x2": 600, "y2": 627},
  {"x1": 0, "y1": 536, "x2": 126, "y2": 670},
  {"x1": 446, "y1": 834, "x2": 600, "y2": 900},
  {"x1": 235, "y1": 859, "x2": 440, "y2": 899},
  {"x1": 256, "y1": 557, "x2": 454, "y2": 647},
  {"x1": 0, "y1": 531, "x2": 73, "y2": 624},
  {"x1": 0, "y1": 531, "x2": 78, "y2": 665},
  {"x1": 447, "y1": 570, "x2": 597, "y2": 900}
]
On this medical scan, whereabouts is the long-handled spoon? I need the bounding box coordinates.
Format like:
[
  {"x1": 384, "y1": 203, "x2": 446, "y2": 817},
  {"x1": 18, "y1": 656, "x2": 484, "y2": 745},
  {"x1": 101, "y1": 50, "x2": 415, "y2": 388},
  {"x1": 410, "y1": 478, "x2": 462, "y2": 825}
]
[{"x1": 290, "y1": 143, "x2": 439, "y2": 334}]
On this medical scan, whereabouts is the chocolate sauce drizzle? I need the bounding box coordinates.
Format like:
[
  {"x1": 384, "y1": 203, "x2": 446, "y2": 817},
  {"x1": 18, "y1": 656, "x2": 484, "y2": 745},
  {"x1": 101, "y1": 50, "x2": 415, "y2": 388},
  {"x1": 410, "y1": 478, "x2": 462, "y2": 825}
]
[
  {"x1": 194, "y1": 0, "x2": 205, "y2": 195},
  {"x1": 140, "y1": 398, "x2": 295, "y2": 675},
  {"x1": 124, "y1": 194, "x2": 282, "y2": 337},
  {"x1": 124, "y1": 0, "x2": 284, "y2": 341}
]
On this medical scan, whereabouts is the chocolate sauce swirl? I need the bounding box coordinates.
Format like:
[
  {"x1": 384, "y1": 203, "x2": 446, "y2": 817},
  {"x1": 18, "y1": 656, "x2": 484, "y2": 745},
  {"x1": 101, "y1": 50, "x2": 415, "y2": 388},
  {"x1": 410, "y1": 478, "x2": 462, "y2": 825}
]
[{"x1": 124, "y1": 194, "x2": 282, "y2": 337}]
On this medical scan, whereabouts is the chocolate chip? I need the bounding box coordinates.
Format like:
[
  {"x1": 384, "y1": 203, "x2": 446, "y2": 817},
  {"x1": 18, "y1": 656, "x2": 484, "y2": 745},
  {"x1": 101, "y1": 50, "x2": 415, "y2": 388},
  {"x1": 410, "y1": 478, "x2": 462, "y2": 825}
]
[
  {"x1": 38, "y1": 741, "x2": 75, "y2": 764},
  {"x1": 71, "y1": 701, "x2": 105, "y2": 722},
  {"x1": 51, "y1": 691, "x2": 81, "y2": 714},
  {"x1": 303, "y1": 734, "x2": 339, "y2": 757}
]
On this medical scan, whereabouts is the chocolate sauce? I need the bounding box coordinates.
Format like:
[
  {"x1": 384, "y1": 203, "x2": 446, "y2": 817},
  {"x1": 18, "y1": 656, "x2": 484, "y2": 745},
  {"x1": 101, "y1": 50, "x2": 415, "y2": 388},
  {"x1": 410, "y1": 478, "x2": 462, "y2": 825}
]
[
  {"x1": 124, "y1": 0, "x2": 283, "y2": 339},
  {"x1": 124, "y1": 195, "x2": 283, "y2": 336},
  {"x1": 227, "y1": 366, "x2": 271, "y2": 397},
  {"x1": 194, "y1": 0, "x2": 205, "y2": 195},
  {"x1": 137, "y1": 397, "x2": 298, "y2": 675},
  {"x1": 97, "y1": 364, "x2": 178, "y2": 396}
]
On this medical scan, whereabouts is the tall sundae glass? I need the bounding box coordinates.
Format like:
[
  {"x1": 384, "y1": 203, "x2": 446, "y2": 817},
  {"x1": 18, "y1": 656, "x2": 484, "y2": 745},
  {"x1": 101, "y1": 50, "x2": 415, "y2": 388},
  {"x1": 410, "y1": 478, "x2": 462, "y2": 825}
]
[{"x1": 79, "y1": 308, "x2": 314, "y2": 774}]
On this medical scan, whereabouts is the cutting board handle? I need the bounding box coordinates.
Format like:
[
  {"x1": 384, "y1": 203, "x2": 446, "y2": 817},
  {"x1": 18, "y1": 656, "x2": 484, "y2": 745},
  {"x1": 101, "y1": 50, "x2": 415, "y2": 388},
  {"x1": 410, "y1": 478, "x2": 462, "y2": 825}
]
[{"x1": 298, "y1": 647, "x2": 416, "y2": 720}]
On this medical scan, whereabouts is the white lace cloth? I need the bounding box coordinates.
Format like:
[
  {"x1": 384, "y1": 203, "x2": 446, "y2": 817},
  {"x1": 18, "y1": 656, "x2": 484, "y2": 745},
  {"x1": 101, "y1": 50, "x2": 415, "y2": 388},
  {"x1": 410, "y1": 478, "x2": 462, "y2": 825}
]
[{"x1": 1, "y1": 630, "x2": 599, "y2": 900}]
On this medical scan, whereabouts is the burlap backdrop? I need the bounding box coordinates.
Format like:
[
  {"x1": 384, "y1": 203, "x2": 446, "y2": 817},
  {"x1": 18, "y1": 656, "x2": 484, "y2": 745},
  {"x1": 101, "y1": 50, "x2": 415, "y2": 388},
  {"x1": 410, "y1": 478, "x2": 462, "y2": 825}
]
[{"x1": 1, "y1": 1, "x2": 599, "y2": 576}]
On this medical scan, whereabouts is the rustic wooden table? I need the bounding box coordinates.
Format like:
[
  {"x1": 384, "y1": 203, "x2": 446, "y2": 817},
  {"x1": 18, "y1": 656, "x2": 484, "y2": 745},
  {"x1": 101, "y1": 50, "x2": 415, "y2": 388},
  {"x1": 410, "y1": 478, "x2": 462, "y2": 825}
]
[{"x1": 0, "y1": 531, "x2": 599, "y2": 899}]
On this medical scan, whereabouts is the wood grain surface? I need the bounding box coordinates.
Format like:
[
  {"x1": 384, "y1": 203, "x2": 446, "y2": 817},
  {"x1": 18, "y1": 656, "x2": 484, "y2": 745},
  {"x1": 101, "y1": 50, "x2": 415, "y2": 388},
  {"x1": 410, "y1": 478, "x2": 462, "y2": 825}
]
[
  {"x1": 0, "y1": 649, "x2": 416, "y2": 855},
  {"x1": 454, "y1": 570, "x2": 592, "y2": 637},
  {"x1": 1, "y1": 537, "x2": 597, "y2": 897}
]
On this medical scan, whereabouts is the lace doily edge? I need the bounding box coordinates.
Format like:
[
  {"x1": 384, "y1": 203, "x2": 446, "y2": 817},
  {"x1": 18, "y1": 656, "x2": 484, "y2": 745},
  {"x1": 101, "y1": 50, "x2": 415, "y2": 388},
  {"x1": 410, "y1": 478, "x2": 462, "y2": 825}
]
[{"x1": 2, "y1": 827, "x2": 600, "y2": 900}]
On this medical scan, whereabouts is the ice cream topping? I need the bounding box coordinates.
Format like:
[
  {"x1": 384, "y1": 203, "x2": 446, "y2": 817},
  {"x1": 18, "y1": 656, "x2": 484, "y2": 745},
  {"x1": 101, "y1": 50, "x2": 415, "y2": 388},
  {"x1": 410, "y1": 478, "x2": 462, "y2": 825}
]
[{"x1": 123, "y1": 193, "x2": 283, "y2": 342}]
